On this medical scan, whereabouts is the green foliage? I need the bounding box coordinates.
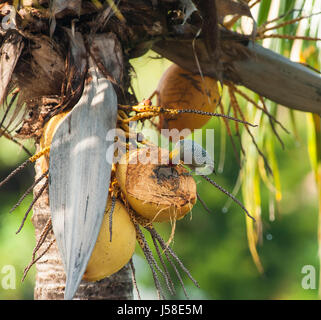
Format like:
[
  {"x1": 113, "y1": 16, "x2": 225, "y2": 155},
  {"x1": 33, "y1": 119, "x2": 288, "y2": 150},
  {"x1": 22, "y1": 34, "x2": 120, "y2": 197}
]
[{"x1": 0, "y1": 139, "x2": 35, "y2": 299}]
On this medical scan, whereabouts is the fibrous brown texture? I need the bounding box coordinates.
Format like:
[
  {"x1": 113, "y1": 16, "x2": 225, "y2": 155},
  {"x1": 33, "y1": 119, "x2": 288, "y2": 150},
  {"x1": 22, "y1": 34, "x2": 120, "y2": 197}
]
[
  {"x1": 127, "y1": 149, "x2": 196, "y2": 207},
  {"x1": 117, "y1": 147, "x2": 197, "y2": 222}
]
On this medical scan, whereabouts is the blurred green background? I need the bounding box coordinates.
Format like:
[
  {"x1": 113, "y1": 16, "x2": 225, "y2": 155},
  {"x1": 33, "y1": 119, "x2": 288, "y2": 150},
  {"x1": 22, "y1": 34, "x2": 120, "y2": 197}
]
[{"x1": 0, "y1": 0, "x2": 321, "y2": 300}]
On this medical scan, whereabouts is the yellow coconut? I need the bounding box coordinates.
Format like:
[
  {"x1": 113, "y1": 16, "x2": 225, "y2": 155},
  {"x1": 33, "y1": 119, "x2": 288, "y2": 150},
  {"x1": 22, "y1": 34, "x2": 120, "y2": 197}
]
[
  {"x1": 83, "y1": 197, "x2": 136, "y2": 282},
  {"x1": 156, "y1": 64, "x2": 220, "y2": 132},
  {"x1": 39, "y1": 111, "x2": 69, "y2": 173},
  {"x1": 116, "y1": 146, "x2": 197, "y2": 222}
]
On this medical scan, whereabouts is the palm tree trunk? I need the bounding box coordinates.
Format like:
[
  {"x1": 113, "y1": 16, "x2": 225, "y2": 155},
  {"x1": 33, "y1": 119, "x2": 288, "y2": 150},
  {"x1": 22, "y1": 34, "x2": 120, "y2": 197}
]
[{"x1": 31, "y1": 157, "x2": 133, "y2": 300}]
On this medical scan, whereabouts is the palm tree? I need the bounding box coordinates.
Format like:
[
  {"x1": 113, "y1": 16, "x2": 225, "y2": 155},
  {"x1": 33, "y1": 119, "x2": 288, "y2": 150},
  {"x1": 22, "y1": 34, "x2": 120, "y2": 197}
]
[{"x1": 0, "y1": 0, "x2": 320, "y2": 300}]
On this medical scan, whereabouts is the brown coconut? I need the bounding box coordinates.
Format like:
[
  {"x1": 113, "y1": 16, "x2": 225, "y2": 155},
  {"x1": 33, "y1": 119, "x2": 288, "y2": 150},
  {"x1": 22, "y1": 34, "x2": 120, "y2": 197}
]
[{"x1": 116, "y1": 146, "x2": 197, "y2": 222}]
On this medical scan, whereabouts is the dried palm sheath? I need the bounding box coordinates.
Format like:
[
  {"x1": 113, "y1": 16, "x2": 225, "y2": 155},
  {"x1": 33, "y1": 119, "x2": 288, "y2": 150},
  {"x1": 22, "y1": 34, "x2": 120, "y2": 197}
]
[
  {"x1": 233, "y1": 42, "x2": 321, "y2": 115},
  {"x1": 49, "y1": 0, "x2": 82, "y2": 36},
  {"x1": 0, "y1": 30, "x2": 24, "y2": 106},
  {"x1": 49, "y1": 38, "x2": 118, "y2": 300}
]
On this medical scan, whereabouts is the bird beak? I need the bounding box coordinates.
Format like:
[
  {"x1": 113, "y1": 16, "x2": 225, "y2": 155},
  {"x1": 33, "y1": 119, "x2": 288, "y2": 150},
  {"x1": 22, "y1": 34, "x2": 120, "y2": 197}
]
[{"x1": 169, "y1": 148, "x2": 180, "y2": 164}]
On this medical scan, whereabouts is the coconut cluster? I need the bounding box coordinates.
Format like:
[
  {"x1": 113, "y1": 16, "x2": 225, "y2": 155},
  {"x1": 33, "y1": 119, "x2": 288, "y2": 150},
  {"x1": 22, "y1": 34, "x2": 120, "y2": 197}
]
[{"x1": 39, "y1": 63, "x2": 218, "y2": 282}]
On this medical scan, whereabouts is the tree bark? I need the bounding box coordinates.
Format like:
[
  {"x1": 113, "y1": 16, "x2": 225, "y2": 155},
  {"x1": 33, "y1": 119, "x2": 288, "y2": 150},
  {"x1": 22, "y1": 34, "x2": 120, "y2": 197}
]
[{"x1": 32, "y1": 156, "x2": 133, "y2": 300}]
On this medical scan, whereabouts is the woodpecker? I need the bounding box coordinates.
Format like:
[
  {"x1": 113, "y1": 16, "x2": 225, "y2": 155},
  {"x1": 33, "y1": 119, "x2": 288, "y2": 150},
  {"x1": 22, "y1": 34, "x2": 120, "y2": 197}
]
[{"x1": 169, "y1": 139, "x2": 255, "y2": 221}]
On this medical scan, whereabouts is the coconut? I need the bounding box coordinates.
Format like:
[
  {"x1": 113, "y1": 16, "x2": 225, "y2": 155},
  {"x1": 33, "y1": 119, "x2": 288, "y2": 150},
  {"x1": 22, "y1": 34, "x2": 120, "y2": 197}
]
[
  {"x1": 39, "y1": 111, "x2": 69, "y2": 173},
  {"x1": 83, "y1": 197, "x2": 136, "y2": 282},
  {"x1": 116, "y1": 146, "x2": 197, "y2": 222},
  {"x1": 156, "y1": 64, "x2": 219, "y2": 133}
]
